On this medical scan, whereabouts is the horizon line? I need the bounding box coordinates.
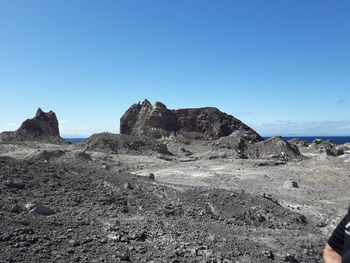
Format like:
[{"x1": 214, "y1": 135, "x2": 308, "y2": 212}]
[{"x1": 61, "y1": 134, "x2": 350, "y2": 138}]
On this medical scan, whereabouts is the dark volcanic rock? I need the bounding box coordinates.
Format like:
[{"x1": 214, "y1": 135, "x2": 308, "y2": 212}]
[
  {"x1": 120, "y1": 99, "x2": 263, "y2": 140},
  {"x1": 0, "y1": 108, "x2": 65, "y2": 144},
  {"x1": 83, "y1": 132, "x2": 171, "y2": 155}
]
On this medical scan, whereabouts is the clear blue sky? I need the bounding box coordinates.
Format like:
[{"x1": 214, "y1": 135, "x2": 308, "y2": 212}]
[{"x1": 0, "y1": 0, "x2": 349, "y2": 136}]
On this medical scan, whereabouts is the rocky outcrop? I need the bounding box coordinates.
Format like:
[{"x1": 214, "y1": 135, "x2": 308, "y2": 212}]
[
  {"x1": 0, "y1": 108, "x2": 65, "y2": 144},
  {"x1": 83, "y1": 132, "x2": 171, "y2": 155},
  {"x1": 212, "y1": 130, "x2": 263, "y2": 158},
  {"x1": 287, "y1": 138, "x2": 309, "y2": 148},
  {"x1": 247, "y1": 136, "x2": 303, "y2": 161},
  {"x1": 120, "y1": 100, "x2": 263, "y2": 140},
  {"x1": 309, "y1": 139, "x2": 343, "y2": 156},
  {"x1": 213, "y1": 136, "x2": 303, "y2": 161}
]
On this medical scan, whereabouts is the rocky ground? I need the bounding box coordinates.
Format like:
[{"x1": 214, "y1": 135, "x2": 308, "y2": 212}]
[{"x1": 1, "y1": 138, "x2": 349, "y2": 262}]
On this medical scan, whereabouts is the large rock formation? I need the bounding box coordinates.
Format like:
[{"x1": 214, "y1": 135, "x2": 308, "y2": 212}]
[
  {"x1": 0, "y1": 108, "x2": 65, "y2": 144},
  {"x1": 120, "y1": 100, "x2": 263, "y2": 140}
]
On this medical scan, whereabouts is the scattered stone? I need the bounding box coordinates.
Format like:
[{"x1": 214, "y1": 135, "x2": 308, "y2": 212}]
[
  {"x1": 124, "y1": 182, "x2": 133, "y2": 189},
  {"x1": 262, "y1": 250, "x2": 274, "y2": 259},
  {"x1": 149, "y1": 173, "x2": 155, "y2": 180},
  {"x1": 25, "y1": 201, "x2": 55, "y2": 216},
  {"x1": 3, "y1": 204, "x2": 23, "y2": 213},
  {"x1": 283, "y1": 180, "x2": 299, "y2": 189},
  {"x1": 4, "y1": 180, "x2": 25, "y2": 189}
]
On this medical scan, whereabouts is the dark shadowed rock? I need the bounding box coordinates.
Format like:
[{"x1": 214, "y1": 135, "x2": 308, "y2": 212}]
[
  {"x1": 120, "y1": 100, "x2": 263, "y2": 140},
  {"x1": 83, "y1": 132, "x2": 171, "y2": 155},
  {"x1": 0, "y1": 108, "x2": 65, "y2": 144}
]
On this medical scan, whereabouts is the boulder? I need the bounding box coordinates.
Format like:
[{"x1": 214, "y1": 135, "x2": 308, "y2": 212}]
[
  {"x1": 0, "y1": 108, "x2": 65, "y2": 144},
  {"x1": 120, "y1": 100, "x2": 263, "y2": 140},
  {"x1": 283, "y1": 180, "x2": 299, "y2": 189},
  {"x1": 83, "y1": 132, "x2": 171, "y2": 155},
  {"x1": 25, "y1": 201, "x2": 55, "y2": 216}
]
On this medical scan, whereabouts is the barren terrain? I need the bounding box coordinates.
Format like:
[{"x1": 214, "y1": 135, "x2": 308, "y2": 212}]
[{"x1": 1, "y1": 138, "x2": 349, "y2": 262}]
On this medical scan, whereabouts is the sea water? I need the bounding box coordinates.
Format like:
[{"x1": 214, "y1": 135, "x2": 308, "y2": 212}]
[{"x1": 64, "y1": 136, "x2": 350, "y2": 145}]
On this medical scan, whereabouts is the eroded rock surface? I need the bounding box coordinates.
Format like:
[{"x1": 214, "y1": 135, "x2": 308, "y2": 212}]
[
  {"x1": 120, "y1": 99, "x2": 263, "y2": 140},
  {"x1": 0, "y1": 108, "x2": 65, "y2": 144}
]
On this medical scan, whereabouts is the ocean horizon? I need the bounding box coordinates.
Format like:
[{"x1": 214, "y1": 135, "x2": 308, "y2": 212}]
[{"x1": 63, "y1": 136, "x2": 350, "y2": 145}]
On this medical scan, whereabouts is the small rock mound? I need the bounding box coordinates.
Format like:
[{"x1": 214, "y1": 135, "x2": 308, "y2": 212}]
[
  {"x1": 212, "y1": 130, "x2": 263, "y2": 158},
  {"x1": 0, "y1": 108, "x2": 65, "y2": 144},
  {"x1": 213, "y1": 135, "x2": 303, "y2": 161},
  {"x1": 120, "y1": 99, "x2": 263, "y2": 140},
  {"x1": 83, "y1": 132, "x2": 171, "y2": 155},
  {"x1": 248, "y1": 136, "x2": 303, "y2": 161},
  {"x1": 25, "y1": 201, "x2": 55, "y2": 216},
  {"x1": 309, "y1": 139, "x2": 343, "y2": 156}
]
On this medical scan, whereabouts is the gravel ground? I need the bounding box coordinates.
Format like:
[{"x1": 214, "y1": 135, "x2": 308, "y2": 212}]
[{"x1": 1, "y1": 140, "x2": 346, "y2": 262}]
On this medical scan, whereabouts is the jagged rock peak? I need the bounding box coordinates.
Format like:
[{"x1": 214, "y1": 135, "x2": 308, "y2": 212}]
[
  {"x1": 120, "y1": 100, "x2": 263, "y2": 140},
  {"x1": 0, "y1": 108, "x2": 65, "y2": 144},
  {"x1": 36, "y1": 108, "x2": 44, "y2": 117},
  {"x1": 142, "y1": 99, "x2": 152, "y2": 107}
]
